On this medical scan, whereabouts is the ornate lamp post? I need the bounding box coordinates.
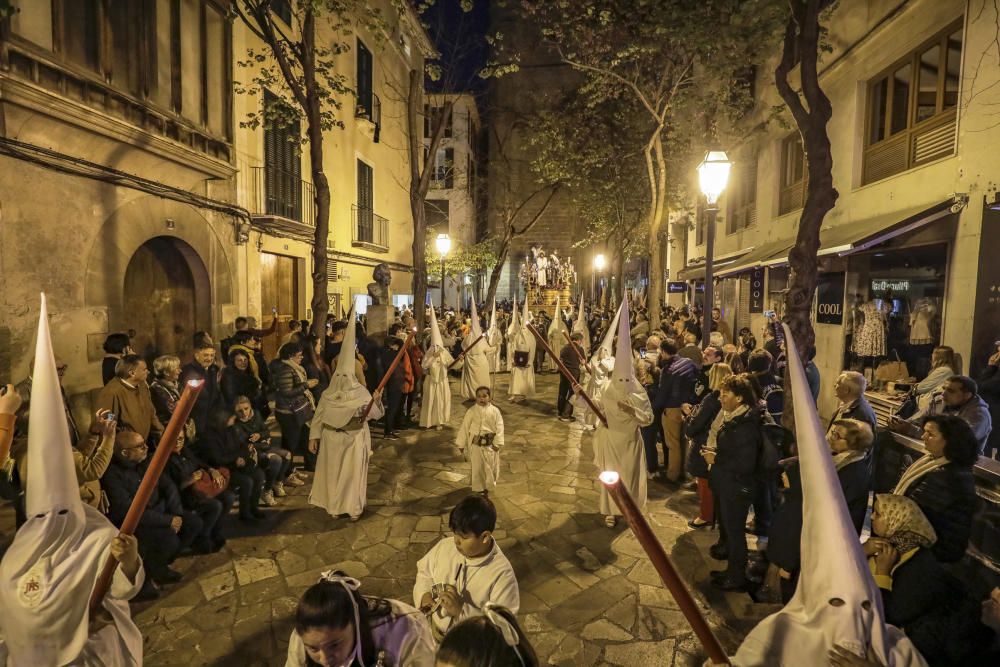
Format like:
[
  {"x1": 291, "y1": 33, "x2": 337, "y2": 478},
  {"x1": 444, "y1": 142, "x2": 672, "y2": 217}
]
[
  {"x1": 594, "y1": 253, "x2": 606, "y2": 307},
  {"x1": 436, "y1": 233, "x2": 451, "y2": 310},
  {"x1": 696, "y1": 151, "x2": 731, "y2": 350}
]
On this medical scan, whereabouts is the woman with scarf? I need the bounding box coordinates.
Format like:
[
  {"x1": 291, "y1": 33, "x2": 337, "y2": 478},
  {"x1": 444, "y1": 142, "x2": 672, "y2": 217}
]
[
  {"x1": 892, "y1": 414, "x2": 978, "y2": 563},
  {"x1": 683, "y1": 362, "x2": 734, "y2": 530},
  {"x1": 865, "y1": 494, "x2": 985, "y2": 664},
  {"x1": 285, "y1": 571, "x2": 435, "y2": 667},
  {"x1": 150, "y1": 354, "x2": 197, "y2": 442},
  {"x1": 269, "y1": 342, "x2": 319, "y2": 472},
  {"x1": 308, "y1": 314, "x2": 382, "y2": 521},
  {"x1": 704, "y1": 373, "x2": 763, "y2": 591},
  {"x1": 767, "y1": 418, "x2": 874, "y2": 603}
]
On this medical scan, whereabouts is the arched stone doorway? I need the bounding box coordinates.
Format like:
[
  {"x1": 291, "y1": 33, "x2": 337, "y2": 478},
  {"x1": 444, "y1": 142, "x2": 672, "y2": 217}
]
[{"x1": 122, "y1": 236, "x2": 208, "y2": 361}]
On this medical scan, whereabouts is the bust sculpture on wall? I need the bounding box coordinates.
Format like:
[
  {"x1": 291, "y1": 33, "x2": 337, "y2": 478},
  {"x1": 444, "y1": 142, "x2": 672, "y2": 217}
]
[{"x1": 367, "y1": 263, "x2": 392, "y2": 305}]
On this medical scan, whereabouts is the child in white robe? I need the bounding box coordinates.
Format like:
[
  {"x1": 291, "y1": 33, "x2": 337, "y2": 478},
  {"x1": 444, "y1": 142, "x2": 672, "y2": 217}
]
[
  {"x1": 286, "y1": 571, "x2": 435, "y2": 666},
  {"x1": 413, "y1": 495, "x2": 520, "y2": 641},
  {"x1": 455, "y1": 387, "x2": 504, "y2": 495}
]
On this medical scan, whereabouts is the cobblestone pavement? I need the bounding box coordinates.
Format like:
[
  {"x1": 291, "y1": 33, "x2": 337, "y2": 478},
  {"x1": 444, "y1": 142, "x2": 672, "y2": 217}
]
[{"x1": 135, "y1": 373, "x2": 775, "y2": 666}]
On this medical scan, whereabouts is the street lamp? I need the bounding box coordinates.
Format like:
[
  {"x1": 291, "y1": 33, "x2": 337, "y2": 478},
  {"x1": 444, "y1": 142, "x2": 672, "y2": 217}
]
[
  {"x1": 696, "y1": 150, "x2": 732, "y2": 350},
  {"x1": 436, "y1": 233, "x2": 451, "y2": 310},
  {"x1": 594, "y1": 253, "x2": 606, "y2": 307}
]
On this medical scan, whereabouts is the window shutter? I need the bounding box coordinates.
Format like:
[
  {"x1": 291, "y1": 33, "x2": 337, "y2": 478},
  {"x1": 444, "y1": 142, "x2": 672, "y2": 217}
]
[{"x1": 326, "y1": 258, "x2": 338, "y2": 282}]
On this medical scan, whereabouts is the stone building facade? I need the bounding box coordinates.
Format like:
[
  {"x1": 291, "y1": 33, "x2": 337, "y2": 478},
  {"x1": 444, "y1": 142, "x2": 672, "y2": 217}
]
[{"x1": 0, "y1": 1, "x2": 430, "y2": 415}]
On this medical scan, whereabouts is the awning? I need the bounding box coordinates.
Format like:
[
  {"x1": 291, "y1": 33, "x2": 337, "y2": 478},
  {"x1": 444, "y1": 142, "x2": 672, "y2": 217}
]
[
  {"x1": 676, "y1": 248, "x2": 754, "y2": 281},
  {"x1": 710, "y1": 197, "x2": 959, "y2": 277}
]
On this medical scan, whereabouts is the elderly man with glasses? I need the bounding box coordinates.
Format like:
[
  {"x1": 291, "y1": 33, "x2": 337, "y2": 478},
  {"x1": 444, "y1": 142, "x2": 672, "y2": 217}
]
[{"x1": 890, "y1": 375, "x2": 993, "y2": 454}]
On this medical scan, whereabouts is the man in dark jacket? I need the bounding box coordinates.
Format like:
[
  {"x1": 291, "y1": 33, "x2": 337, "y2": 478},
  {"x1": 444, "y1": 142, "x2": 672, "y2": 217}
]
[
  {"x1": 654, "y1": 339, "x2": 698, "y2": 482},
  {"x1": 180, "y1": 344, "x2": 223, "y2": 438},
  {"x1": 977, "y1": 345, "x2": 1000, "y2": 457},
  {"x1": 896, "y1": 375, "x2": 993, "y2": 453},
  {"x1": 102, "y1": 430, "x2": 202, "y2": 587},
  {"x1": 557, "y1": 333, "x2": 585, "y2": 421},
  {"x1": 379, "y1": 335, "x2": 406, "y2": 440},
  {"x1": 828, "y1": 371, "x2": 878, "y2": 436}
]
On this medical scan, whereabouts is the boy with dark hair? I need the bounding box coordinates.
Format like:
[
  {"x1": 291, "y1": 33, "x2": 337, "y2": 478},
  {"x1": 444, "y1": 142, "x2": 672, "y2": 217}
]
[{"x1": 413, "y1": 494, "x2": 519, "y2": 640}]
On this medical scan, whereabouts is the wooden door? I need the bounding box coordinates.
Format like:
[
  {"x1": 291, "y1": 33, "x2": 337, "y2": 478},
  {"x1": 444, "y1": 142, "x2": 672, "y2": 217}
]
[
  {"x1": 123, "y1": 237, "x2": 197, "y2": 362},
  {"x1": 260, "y1": 252, "x2": 299, "y2": 359}
]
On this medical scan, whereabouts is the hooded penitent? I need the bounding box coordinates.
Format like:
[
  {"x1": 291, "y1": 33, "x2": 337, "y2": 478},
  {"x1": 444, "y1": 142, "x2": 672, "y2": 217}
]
[
  {"x1": 488, "y1": 300, "x2": 497, "y2": 338},
  {"x1": 0, "y1": 295, "x2": 140, "y2": 665},
  {"x1": 469, "y1": 299, "x2": 483, "y2": 340},
  {"x1": 592, "y1": 301, "x2": 623, "y2": 366},
  {"x1": 572, "y1": 298, "x2": 591, "y2": 353},
  {"x1": 607, "y1": 293, "x2": 640, "y2": 396},
  {"x1": 547, "y1": 294, "x2": 566, "y2": 337},
  {"x1": 732, "y1": 324, "x2": 927, "y2": 666},
  {"x1": 429, "y1": 305, "x2": 446, "y2": 352},
  {"x1": 314, "y1": 304, "x2": 372, "y2": 429}
]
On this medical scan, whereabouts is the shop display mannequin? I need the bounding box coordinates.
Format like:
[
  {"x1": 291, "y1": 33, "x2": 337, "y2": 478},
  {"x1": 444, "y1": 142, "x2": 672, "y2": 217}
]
[
  {"x1": 852, "y1": 295, "x2": 889, "y2": 359},
  {"x1": 909, "y1": 298, "x2": 937, "y2": 345}
]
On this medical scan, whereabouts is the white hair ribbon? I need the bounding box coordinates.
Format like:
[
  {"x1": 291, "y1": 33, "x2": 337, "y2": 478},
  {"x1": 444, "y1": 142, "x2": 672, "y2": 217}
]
[
  {"x1": 318, "y1": 573, "x2": 364, "y2": 667},
  {"x1": 482, "y1": 602, "x2": 525, "y2": 667}
]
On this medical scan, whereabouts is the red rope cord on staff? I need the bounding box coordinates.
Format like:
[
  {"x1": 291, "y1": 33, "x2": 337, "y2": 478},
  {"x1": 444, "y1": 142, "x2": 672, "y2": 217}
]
[
  {"x1": 88, "y1": 379, "x2": 205, "y2": 615},
  {"x1": 447, "y1": 334, "x2": 484, "y2": 370},
  {"x1": 527, "y1": 323, "x2": 607, "y2": 427},
  {"x1": 600, "y1": 472, "x2": 731, "y2": 665},
  {"x1": 359, "y1": 332, "x2": 415, "y2": 422}
]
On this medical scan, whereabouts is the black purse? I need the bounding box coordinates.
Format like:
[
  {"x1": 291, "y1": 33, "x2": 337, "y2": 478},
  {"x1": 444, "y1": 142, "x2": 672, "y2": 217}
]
[
  {"x1": 513, "y1": 351, "x2": 529, "y2": 368},
  {"x1": 476, "y1": 433, "x2": 496, "y2": 448}
]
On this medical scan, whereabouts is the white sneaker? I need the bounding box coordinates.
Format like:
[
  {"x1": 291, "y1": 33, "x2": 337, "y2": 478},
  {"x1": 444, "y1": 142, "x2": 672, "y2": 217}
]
[
  {"x1": 260, "y1": 491, "x2": 277, "y2": 506},
  {"x1": 273, "y1": 482, "x2": 287, "y2": 497}
]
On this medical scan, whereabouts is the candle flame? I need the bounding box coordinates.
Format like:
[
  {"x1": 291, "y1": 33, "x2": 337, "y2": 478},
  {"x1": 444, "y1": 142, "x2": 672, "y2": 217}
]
[{"x1": 599, "y1": 471, "x2": 620, "y2": 485}]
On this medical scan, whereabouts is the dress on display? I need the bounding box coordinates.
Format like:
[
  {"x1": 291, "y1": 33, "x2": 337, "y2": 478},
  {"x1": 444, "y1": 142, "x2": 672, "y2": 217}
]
[
  {"x1": 909, "y1": 299, "x2": 937, "y2": 345},
  {"x1": 852, "y1": 300, "x2": 889, "y2": 358}
]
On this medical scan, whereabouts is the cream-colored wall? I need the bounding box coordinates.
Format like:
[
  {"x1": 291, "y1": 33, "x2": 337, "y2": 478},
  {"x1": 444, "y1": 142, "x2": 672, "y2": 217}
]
[
  {"x1": 231, "y1": 3, "x2": 427, "y2": 312},
  {"x1": 686, "y1": 0, "x2": 1000, "y2": 417}
]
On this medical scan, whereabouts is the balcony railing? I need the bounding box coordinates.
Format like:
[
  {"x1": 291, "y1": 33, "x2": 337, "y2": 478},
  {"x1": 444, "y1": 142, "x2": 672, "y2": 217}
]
[
  {"x1": 352, "y1": 204, "x2": 389, "y2": 252},
  {"x1": 248, "y1": 165, "x2": 316, "y2": 225},
  {"x1": 355, "y1": 93, "x2": 382, "y2": 143}
]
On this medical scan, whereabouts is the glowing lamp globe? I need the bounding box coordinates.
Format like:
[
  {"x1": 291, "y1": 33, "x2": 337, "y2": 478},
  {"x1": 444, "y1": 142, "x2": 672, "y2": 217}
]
[{"x1": 697, "y1": 150, "x2": 732, "y2": 206}]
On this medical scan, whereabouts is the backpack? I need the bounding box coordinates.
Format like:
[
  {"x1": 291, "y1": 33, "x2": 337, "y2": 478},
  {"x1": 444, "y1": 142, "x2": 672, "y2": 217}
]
[{"x1": 758, "y1": 421, "x2": 792, "y2": 475}]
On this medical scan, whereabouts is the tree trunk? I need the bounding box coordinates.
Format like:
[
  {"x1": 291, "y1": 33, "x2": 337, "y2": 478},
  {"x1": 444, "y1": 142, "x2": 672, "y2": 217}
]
[
  {"x1": 406, "y1": 69, "x2": 452, "y2": 330},
  {"x1": 775, "y1": 0, "x2": 839, "y2": 430},
  {"x1": 645, "y1": 132, "x2": 668, "y2": 327},
  {"x1": 302, "y1": 9, "x2": 329, "y2": 340}
]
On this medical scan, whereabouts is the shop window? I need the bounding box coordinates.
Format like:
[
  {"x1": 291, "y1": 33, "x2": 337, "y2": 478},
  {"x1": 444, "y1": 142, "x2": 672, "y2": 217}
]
[
  {"x1": 779, "y1": 135, "x2": 806, "y2": 215},
  {"x1": 863, "y1": 20, "x2": 963, "y2": 184},
  {"x1": 727, "y1": 153, "x2": 757, "y2": 234}
]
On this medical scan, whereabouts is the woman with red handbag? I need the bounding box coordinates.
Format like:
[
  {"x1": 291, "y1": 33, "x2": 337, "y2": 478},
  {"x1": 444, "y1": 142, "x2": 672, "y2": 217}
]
[{"x1": 166, "y1": 431, "x2": 233, "y2": 553}]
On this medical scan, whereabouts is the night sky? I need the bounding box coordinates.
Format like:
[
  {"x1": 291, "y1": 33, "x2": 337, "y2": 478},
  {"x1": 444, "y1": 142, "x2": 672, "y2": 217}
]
[{"x1": 421, "y1": 0, "x2": 491, "y2": 95}]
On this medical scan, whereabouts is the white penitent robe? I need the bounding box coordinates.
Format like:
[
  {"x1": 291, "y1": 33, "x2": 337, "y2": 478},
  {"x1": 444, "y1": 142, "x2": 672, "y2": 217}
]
[
  {"x1": 578, "y1": 356, "x2": 615, "y2": 427},
  {"x1": 285, "y1": 599, "x2": 436, "y2": 667},
  {"x1": 460, "y1": 334, "x2": 493, "y2": 400},
  {"x1": 455, "y1": 403, "x2": 505, "y2": 492},
  {"x1": 593, "y1": 381, "x2": 653, "y2": 516},
  {"x1": 508, "y1": 329, "x2": 536, "y2": 398},
  {"x1": 487, "y1": 328, "x2": 503, "y2": 375},
  {"x1": 308, "y1": 389, "x2": 384, "y2": 519},
  {"x1": 547, "y1": 326, "x2": 567, "y2": 372},
  {"x1": 419, "y1": 347, "x2": 453, "y2": 428},
  {"x1": 413, "y1": 537, "x2": 520, "y2": 638}
]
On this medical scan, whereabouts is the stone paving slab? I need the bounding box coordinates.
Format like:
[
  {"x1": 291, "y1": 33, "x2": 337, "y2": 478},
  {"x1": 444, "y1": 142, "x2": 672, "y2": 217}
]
[{"x1": 121, "y1": 373, "x2": 773, "y2": 665}]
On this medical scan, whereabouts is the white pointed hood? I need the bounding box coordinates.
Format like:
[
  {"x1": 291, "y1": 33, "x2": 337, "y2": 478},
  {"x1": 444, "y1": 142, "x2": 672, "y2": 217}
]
[
  {"x1": 608, "y1": 292, "x2": 638, "y2": 393},
  {"x1": 507, "y1": 297, "x2": 520, "y2": 335},
  {"x1": 547, "y1": 294, "x2": 566, "y2": 336},
  {"x1": 317, "y1": 304, "x2": 372, "y2": 429},
  {"x1": 733, "y1": 325, "x2": 927, "y2": 666},
  {"x1": 572, "y1": 298, "x2": 591, "y2": 352},
  {"x1": 488, "y1": 300, "x2": 497, "y2": 334},
  {"x1": 0, "y1": 294, "x2": 122, "y2": 664},
  {"x1": 429, "y1": 306, "x2": 445, "y2": 350},
  {"x1": 470, "y1": 299, "x2": 483, "y2": 338},
  {"x1": 593, "y1": 301, "x2": 623, "y2": 364}
]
